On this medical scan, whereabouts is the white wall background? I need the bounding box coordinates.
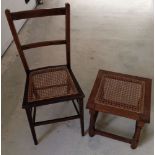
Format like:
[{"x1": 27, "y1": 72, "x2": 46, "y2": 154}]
[{"x1": 1, "y1": 0, "x2": 36, "y2": 55}]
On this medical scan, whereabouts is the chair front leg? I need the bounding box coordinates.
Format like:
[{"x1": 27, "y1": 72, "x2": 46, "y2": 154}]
[
  {"x1": 25, "y1": 107, "x2": 38, "y2": 145},
  {"x1": 78, "y1": 98, "x2": 84, "y2": 136}
]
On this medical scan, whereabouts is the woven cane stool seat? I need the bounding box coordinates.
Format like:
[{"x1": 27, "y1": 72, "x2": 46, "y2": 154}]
[
  {"x1": 87, "y1": 70, "x2": 151, "y2": 121},
  {"x1": 95, "y1": 72, "x2": 145, "y2": 114},
  {"x1": 87, "y1": 69, "x2": 152, "y2": 149},
  {"x1": 28, "y1": 66, "x2": 78, "y2": 102}
]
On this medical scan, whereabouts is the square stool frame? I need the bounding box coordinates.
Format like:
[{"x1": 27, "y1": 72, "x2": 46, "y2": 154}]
[{"x1": 87, "y1": 70, "x2": 151, "y2": 149}]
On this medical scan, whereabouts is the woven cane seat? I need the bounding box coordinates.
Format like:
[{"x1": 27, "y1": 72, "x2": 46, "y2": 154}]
[
  {"x1": 87, "y1": 70, "x2": 151, "y2": 121},
  {"x1": 95, "y1": 73, "x2": 145, "y2": 113},
  {"x1": 28, "y1": 66, "x2": 78, "y2": 102}
]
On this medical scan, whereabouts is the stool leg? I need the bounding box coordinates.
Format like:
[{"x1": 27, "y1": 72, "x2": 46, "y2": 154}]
[
  {"x1": 25, "y1": 108, "x2": 38, "y2": 145},
  {"x1": 89, "y1": 110, "x2": 98, "y2": 137},
  {"x1": 131, "y1": 121, "x2": 144, "y2": 149},
  {"x1": 94, "y1": 111, "x2": 99, "y2": 123},
  {"x1": 78, "y1": 99, "x2": 84, "y2": 136}
]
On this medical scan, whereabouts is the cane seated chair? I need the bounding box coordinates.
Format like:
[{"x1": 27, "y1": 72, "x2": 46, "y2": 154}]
[{"x1": 5, "y1": 3, "x2": 85, "y2": 145}]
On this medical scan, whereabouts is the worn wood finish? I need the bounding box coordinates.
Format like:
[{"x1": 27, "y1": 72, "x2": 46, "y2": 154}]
[
  {"x1": 87, "y1": 70, "x2": 152, "y2": 149},
  {"x1": 5, "y1": 3, "x2": 85, "y2": 145}
]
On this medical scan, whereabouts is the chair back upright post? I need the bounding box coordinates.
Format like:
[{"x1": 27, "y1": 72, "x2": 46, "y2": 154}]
[
  {"x1": 5, "y1": 3, "x2": 71, "y2": 75},
  {"x1": 65, "y1": 3, "x2": 71, "y2": 69},
  {"x1": 5, "y1": 10, "x2": 29, "y2": 74}
]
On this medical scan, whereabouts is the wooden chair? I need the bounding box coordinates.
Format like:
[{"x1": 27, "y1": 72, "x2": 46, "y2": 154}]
[{"x1": 5, "y1": 3, "x2": 85, "y2": 145}]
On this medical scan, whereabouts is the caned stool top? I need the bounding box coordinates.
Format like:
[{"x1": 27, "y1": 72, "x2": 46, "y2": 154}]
[{"x1": 87, "y1": 70, "x2": 152, "y2": 123}]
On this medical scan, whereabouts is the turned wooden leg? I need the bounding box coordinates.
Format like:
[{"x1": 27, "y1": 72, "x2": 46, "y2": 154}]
[
  {"x1": 131, "y1": 121, "x2": 144, "y2": 149},
  {"x1": 89, "y1": 110, "x2": 98, "y2": 137}
]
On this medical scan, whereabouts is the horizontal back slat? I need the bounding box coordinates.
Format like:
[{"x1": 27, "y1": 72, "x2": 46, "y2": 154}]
[
  {"x1": 22, "y1": 40, "x2": 66, "y2": 50},
  {"x1": 11, "y1": 7, "x2": 66, "y2": 20},
  {"x1": 5, "y1": 3, "x2": 71, "y2": 73}
]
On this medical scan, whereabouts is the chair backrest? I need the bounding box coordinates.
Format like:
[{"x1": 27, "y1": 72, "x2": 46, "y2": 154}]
[{"x1": 5, "y1": 3, "x2": 70, "y2": 75}]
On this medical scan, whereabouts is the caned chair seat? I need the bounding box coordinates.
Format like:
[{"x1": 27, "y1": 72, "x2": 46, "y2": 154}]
[{"x1": 27, "y1": 66, "x2": 79, "y2": 103}]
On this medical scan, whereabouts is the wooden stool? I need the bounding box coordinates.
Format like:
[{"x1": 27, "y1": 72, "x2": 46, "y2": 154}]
[{"x1": 86, "y1": 70, "x2": 152, "y2": 149}]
